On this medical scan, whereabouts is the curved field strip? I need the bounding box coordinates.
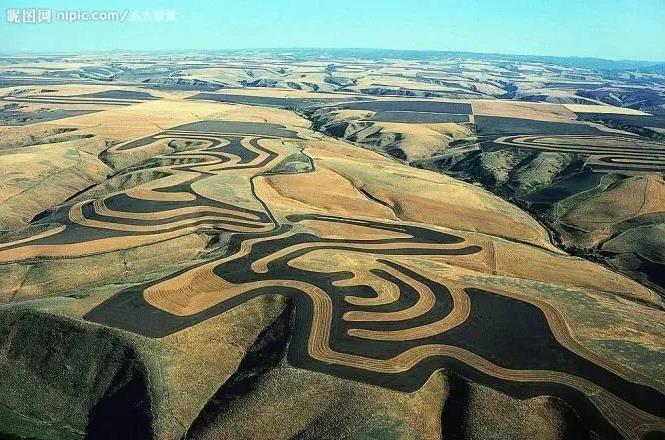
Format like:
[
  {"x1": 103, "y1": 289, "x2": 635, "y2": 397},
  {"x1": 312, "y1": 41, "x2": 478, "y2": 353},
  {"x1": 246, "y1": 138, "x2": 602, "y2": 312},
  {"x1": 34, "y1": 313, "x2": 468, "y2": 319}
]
[
  {"x1": 141, "y1": 135, "x2": 264, "y2": 173},
  {"x1": 337, "y1": 271, "x2": 402, "y2": 306},
  {"x1": 122, "y1": 170, "x2": 201, "y2": 202},
  {"x1": 298, "y1": 219, "x2": 413, "y2": 240},
  {"x1": 110, "y1": 131, "x2": 227, "y2": 154},
  {"x1": 205, "y1": 137, "x2": 277, "y2": 172},
  {"x1": 0, "y1": 226, "x2": 210, "y2": 263},
  {"x1": 494, "y1": 134, "x2": 665, "y2": 174},
  {"x1": 92, "y1": 198, "x2": 261, "y2": 222},
  {"x1": 342, "y1": 261, "x2": 438, "y2": 323},
  {"x1": 144, "y1": 230, "x2": 300, "y2": 315},
  {"x1": 0, "y1": 122, "x2": 301, "y2": 263},
  {"x1": 0, "y1": 225, "x2": 66, "y2": 249},
  {"x1": 69, "y1": 201, "x2": 270, "y2": 234},
  {"x1": 346, "y1": 283, "x2": 470, "y2": 341},
  {"x1": 255, "y1": 241, "x2": 480, "y2": 273}
]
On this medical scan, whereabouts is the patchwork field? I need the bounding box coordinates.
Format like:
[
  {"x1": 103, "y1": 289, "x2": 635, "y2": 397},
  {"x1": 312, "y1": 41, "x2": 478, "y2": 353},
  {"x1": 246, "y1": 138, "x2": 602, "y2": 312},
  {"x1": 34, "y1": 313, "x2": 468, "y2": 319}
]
[{"x1": 0, "y1": 51, "x2": 663, "y2": 440}]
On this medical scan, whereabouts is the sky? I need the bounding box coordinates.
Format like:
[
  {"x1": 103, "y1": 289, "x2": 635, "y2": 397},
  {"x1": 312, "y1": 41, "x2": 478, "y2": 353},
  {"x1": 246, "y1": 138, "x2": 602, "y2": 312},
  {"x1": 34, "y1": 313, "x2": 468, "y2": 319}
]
[{"x1": 1, "y1": 0, "x2": 664, "y2": 61}]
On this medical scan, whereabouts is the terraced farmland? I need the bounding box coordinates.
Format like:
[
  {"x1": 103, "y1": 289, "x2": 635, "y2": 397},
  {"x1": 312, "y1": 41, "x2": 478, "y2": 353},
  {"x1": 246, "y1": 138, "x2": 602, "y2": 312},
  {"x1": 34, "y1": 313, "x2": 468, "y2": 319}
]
[{"x1": 0, "y1": 52, "x2": 663, "y2": 440}]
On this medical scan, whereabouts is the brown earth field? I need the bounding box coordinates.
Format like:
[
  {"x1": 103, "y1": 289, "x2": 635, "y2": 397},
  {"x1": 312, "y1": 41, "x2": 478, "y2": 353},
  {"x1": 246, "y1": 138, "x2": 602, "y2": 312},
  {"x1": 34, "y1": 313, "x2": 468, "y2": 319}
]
[{"x1": 0, "y1": 53, "x2": 664, "y2": 440}]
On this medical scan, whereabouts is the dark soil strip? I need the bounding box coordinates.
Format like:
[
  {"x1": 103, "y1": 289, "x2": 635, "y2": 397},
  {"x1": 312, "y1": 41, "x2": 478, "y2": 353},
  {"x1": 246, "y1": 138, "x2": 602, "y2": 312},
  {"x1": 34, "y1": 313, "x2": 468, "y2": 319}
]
[{"x1": 84, "y1": 214, "x2": 665, "y2": 439}]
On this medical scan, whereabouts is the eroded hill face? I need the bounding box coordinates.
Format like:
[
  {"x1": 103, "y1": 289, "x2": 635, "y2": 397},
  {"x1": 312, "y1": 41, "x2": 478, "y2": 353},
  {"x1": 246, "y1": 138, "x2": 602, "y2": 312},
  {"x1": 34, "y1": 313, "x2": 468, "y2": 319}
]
[{"x1": 0, "y1": 55, "x2": 664, "y2": 440}]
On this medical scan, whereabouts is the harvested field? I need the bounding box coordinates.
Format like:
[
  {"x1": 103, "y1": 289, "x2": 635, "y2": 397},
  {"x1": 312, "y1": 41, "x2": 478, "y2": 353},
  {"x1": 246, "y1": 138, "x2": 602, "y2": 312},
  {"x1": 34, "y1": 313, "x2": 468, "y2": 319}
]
[
  {"x1": 493, "y1": 134, "x2": 665, "y2": 174},
  {"x1": 73, "y1": 90, "x2": 159, "y2": 100},
  {"x1": 371, "y1": 111, "x2": 470, "y2": 123},
  {"x1": 475, "y1": 116, "x2": 607, "y2": 136},
  {"x1": 329, "y1": 100, "x2": 473, "y2": 114},
  {"x1": 186, "y1": 92, "x2": 350, "y2": 108},
  {"x1": 0, "y1": 108, "x2": 99, "y2": 125},
  {"x1": 576, "y1": 113, "x2": 665, "y2": 129}
]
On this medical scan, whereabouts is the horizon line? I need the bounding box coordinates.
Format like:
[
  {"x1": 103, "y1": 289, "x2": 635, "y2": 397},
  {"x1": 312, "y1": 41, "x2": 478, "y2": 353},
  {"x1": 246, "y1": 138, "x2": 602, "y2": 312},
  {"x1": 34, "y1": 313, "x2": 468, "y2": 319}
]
[{"x1": 0, "y1": 47, "x2": 663, "y2": 65}]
